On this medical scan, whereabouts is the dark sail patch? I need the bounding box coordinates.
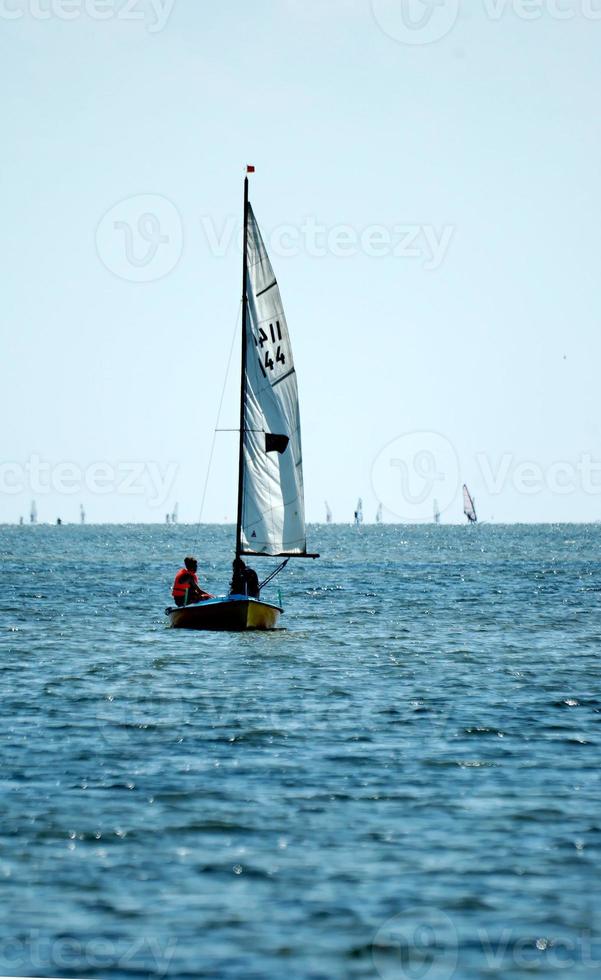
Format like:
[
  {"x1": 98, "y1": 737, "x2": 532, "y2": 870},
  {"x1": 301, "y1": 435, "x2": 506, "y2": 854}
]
[{"x1": 265, "y1": 434, "x2": 290, "y2": 455}]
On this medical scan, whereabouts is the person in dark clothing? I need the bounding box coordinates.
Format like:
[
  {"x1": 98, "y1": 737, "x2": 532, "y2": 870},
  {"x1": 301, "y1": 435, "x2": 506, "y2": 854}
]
[
  {"x1": 229, "y1": 558, "x2": 260, "y2": 599},
  {"x1": 245, "y1": 566, "x2": 260, "y2": 599},
  {"x1": 229, "y1": 558, "x2": 246, "y2": 596}
]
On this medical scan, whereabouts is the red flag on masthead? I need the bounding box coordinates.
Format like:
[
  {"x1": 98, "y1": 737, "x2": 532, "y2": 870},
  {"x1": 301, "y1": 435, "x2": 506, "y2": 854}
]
[{"x1": 247, "y1": 165, "x2": 255, "y2": 173}]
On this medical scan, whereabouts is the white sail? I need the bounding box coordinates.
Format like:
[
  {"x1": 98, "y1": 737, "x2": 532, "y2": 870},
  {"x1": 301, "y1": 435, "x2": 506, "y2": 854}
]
[
  {"x1": 354, "y1": 499, "x2": 364, "y2": 526},
  {"x1": 433, "y1": 499, "x2": 441, "y2": 524},
  {"x1": 325, "y1": 501, "x2": 333, "y2": 524},
  {"x1": 376, "y1": 504, "x2": 383, "y2": 524},
  {"x1": 240, "y1": 204, "x2": 306, "y2": 556},
  {"x1": 463, "y1": 485, "x2": 477, "y2": 523}
]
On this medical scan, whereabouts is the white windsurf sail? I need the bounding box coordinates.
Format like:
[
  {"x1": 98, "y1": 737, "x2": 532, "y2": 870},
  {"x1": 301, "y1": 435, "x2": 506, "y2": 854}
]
[
  {"x1": 354, "y1": 499, "x2": 364, "y2": 526},
  {"x1": 238, "y1": 202, "x2": 307, "y2": 556},
  {"x1": 325, "y1": 501, "x2": 333, "y2": 524},
  {"x1": 463, "y1": 485, "x2": 477, "y2": 524},
  {"x1": 433, "y1": 499, "x2": 441, "y2": 524}
]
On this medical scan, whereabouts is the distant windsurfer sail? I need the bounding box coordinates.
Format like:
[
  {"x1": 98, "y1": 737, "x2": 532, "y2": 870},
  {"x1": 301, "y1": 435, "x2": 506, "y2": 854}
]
[{"x1": 463, "y1": 485, "x2": 477, "y2": 524}]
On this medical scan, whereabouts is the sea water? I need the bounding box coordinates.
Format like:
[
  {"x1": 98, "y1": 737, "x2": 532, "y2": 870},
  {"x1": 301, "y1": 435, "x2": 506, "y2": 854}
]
[{"x1": 1, "y1": 523, "x2": 601, "y2": 979}]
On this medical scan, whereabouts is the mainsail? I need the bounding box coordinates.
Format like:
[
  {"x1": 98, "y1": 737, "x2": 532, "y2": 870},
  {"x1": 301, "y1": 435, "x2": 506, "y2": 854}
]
[
  {"x1": 463, "y1": 485, "x2": 477, "y2": 524},
  {"x1": 325, "y1": 501, "x2": 333, "y2": 524},
  {"x1": 433, "y1": 499, "x2": 441, "y2": 525},
  {"x1": 238, "y1": 202, "x2": 307, "y2": 556}
]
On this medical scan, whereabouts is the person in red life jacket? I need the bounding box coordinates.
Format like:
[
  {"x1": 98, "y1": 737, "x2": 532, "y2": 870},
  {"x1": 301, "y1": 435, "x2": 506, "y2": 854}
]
[{"x1": 172, "y1": 557, "x2": 214, "y2": 608}]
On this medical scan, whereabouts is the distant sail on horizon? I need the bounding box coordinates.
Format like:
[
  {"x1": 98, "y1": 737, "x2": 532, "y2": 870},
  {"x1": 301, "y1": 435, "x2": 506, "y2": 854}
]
[
  {"x1": 354, "y1": 498, "x2": 363, "y2": 526},
  {"x1": 463, "y1": 485, "x2": 477, "y2": 524},
  {"x1": 376, "y1": 503, "x2": 383, "y2": 524},
  {"x1": 433, "y1": 499, "x2": 441, "y2": 525},
  {"x1": 325, "y1": 501, "x2": 333, "y2": 524}
]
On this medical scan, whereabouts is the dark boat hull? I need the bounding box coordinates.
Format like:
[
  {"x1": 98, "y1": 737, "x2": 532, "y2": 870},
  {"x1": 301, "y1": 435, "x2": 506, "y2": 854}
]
[{"x1": 166, "y1": 596, "x2": 282, "y2": 631}]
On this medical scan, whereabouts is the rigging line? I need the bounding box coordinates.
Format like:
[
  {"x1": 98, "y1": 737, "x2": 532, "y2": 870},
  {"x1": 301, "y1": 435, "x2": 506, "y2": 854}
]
[
  {"x1": 258, "y1": 558, "x2": 290, "y2": 592},
  {"x1": 195, "y1": 302, "x2": 242, "y2": 539}
]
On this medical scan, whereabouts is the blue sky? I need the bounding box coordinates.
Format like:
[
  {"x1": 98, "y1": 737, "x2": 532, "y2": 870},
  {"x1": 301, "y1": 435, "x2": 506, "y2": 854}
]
[{"x1": 2, "y1": 0, "x2": 601, "y2": 524}]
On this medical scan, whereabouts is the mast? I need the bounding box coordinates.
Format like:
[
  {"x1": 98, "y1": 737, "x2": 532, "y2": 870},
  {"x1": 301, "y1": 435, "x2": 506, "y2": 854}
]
[{"x1": 235, "y1": 172, "x2": 251, "y2": 559}]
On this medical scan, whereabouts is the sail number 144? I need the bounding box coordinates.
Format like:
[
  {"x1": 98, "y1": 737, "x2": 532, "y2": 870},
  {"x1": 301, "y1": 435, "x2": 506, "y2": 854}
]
[{"x1": 255, "y1": 321, "x2": 286, "y2": 374}]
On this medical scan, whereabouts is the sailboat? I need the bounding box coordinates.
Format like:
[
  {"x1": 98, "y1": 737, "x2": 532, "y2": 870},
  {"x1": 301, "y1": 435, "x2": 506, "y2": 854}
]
[
  {"x1": 354, "y1": 499, "x2": 364, "y2": 526},
  {"x1": 463, "y1": 485, "x2": 478, "y2": 524},
  {"x1": 433, "y1": 499, "x2": 441, "y2": 525},
  {"x1": 167, "y1": 168, "x2": 318, "y2": 631},
  {"x1": 376, "y1": 503, "x2": 383, "y2": 524},
  {"x1": 30, "y1": 500, "x2": 37, "y2": 525},
  {"x1": 325, "y1": 501, "x2": 333, "y2": 524}
]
